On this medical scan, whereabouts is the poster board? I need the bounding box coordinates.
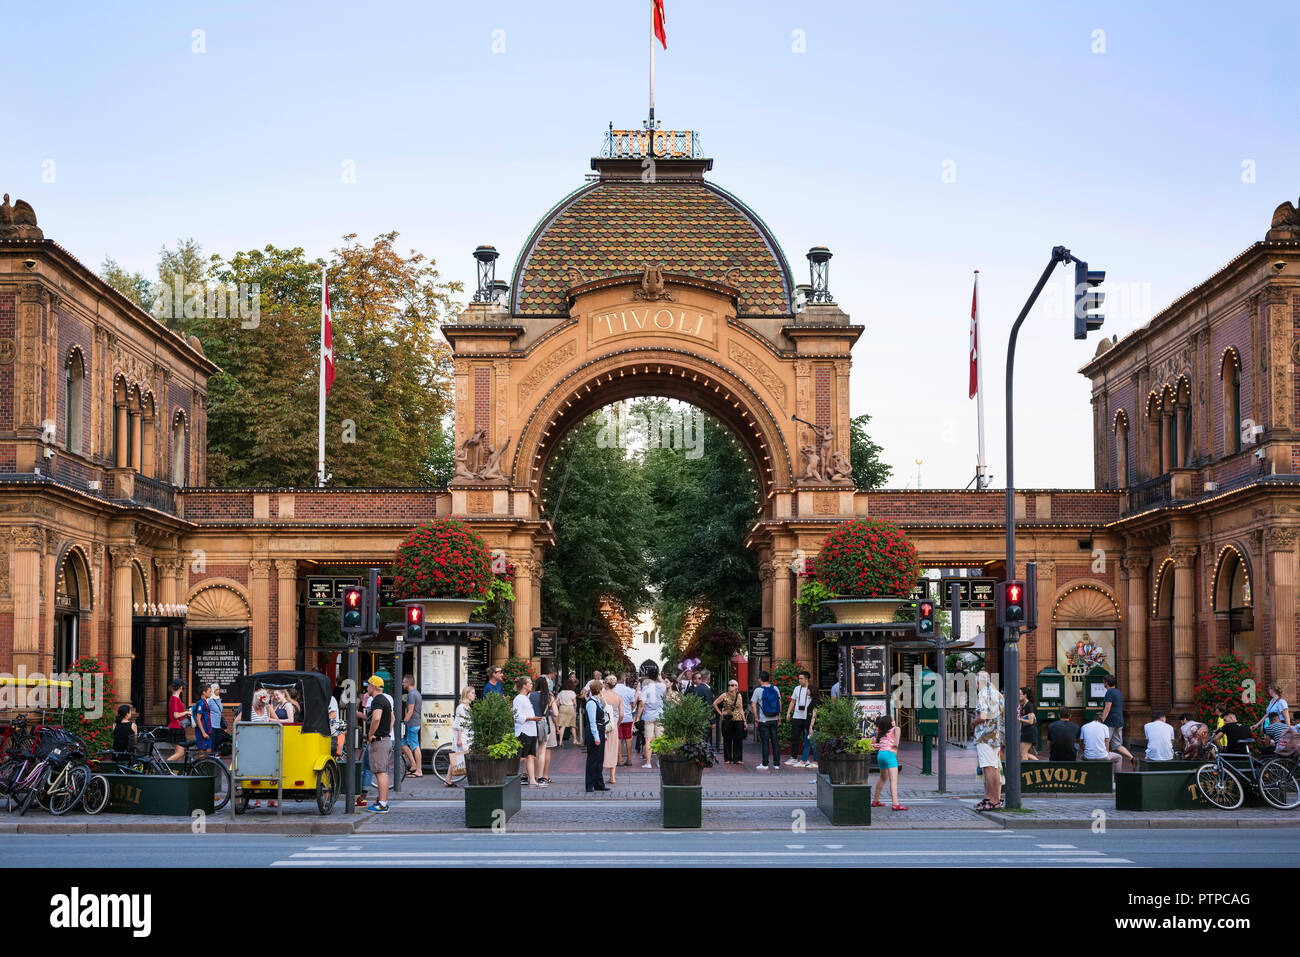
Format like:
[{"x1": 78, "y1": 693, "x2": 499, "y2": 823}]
[
  {"x1": 1055, "y1": 628, "x2": 1117, "y2": 708},
  {"x1": 188, "y1": 629, "x2": 247, "y2": 699}
]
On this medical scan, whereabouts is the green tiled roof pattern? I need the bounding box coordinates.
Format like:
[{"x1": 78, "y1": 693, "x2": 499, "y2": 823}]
[{"x1": 513, "y1": 180, "x2": 791, "y2": 316}]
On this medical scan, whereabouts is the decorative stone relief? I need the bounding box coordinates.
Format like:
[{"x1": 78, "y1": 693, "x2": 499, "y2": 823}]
[
  {"x1": 726, "y1": 341, "x2": 786, "y2": 405},
  {"x1": 518, "y1": 342, "x2": 576, "y2": 404}
]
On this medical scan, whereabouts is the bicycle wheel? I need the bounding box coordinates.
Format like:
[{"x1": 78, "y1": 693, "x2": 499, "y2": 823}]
[
  {"x1": 1195, "y1": 762, "x2": 1244, "y2": 810},
  {"x1": 188, "y1": 757, "x2": 231, "y2": 811},
  {"x1": 82, "y1": 774, "x2": 110, "y2": 815},
  {"x1": 1258, "y1": 757, "x2": 1300, "y2": 810},
  {"x1": 48, "y1": 764, "x2": 89, "y2": 816},
  {"x1": 17, "y1": 766, "x2": 49, "y2": 816},
  {"x1": 432, "y1": 744, "x2": 453, "y2": 779},
  {"x1": 316, "y1": 761, "x2": 338, "y2": 815}
]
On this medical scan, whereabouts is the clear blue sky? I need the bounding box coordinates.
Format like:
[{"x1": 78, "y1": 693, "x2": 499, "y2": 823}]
[{"x1": 3, "y1": 1, "x2": 1297, "y2": 489}]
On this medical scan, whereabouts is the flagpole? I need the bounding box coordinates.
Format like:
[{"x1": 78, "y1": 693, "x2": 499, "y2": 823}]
[
  {"x1": 317, "y1": 265, "x2": 327, "y2": 487},
  {"x1": 648, "y1": 2, "x2": 656, "y2": 128},
  {"x1": 974, "y1": 269, "x2": 988, "y2": 489}
]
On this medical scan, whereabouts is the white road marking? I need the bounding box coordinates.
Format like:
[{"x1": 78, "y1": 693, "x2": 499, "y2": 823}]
[{"x1": 1036, "y1": 843, "x2": 1077, "y2": 849}]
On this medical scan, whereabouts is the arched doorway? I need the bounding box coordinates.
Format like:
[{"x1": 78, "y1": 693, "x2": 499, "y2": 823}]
[
  {"x1": 54, "y1": 546, "x2": 92, "y2": 672},
  {"x1": 1052, "y1": 583, "x2": 1121, "y2": 712},
  {"x1": 445, "y1": 145, "x2": 863, "y2": 667},
  {"x1": 1212, "y1": 545, "x2": 1255, "y2": 672},
  {"x1": 1151, "y1": 559, "x2": 1176, "y2": 712},
  {"x1": 185, "y1": 582, "x2": 252, "y2": 705}
]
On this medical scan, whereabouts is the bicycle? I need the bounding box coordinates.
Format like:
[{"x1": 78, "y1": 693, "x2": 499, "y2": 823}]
[
  {"x1": 99, "y1": 728, "x2": 231, "y2": 811},
  {"x1": 1194, "y1": 744, "x2": 1300, "y2": 810}
]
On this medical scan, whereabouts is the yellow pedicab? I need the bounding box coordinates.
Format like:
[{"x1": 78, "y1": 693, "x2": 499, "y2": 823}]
[{"x1": 231, "y1": 671, "x2": 339, "y2": 815}]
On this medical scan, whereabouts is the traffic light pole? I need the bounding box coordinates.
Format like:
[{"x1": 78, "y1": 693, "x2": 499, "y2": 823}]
[
  {"x1": 1003, "y1": 245, "x2": 1072, "y2": 810},
  {"x1": 344, "y1": 634, "x2": 358, "y2": 814}
]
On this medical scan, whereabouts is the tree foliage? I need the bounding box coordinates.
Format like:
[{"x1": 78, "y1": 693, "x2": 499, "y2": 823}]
[
  {"x1": 850, "y1": 413, "x2": 892, "y2": 489},
  {"x1": 101, "y1": 234, "x2": 458, "y2": 487}
]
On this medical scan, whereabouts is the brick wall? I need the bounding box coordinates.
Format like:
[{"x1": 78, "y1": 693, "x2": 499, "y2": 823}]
[
  {"x1": 473, "y1": 366, "x2": 490, "y2": 433},
  {"x1": 814, "y1": 365, "x2": 831, "y2": 428},
  {"x1": 56, "y1": 309, "x2": 93, "y2": 455},
  {"x1": 864, "y1": 489, "x2": 1124, "y2": 526},
  {"x1": 191, "y1": 564, "x2": 249, "y2": 588},
  {"x1": 182, "y1": 489, "x2": 445, "y2": 524}
]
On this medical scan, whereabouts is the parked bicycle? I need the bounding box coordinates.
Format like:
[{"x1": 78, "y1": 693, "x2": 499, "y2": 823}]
[
  {"x1": 1194, "y1": 743, "x2": 1300, "y2": 810},
  {"x1": 97, "y1": 728, "x2": 231, "y2": 810}
]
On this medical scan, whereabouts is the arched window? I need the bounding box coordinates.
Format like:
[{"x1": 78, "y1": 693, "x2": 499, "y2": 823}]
[
  {"x1": 1113, "y1": 411, "x2": 1129, "y2": 489},
  {"x1": 65, "y1": 351, "x2": 84, "y2": 454},
  {"x1": 1221, "y1": 350, "x2": 1242, "y2": 455},
  {"x1": 171, "y1": 412, "x2": 187, "y2": 486}
]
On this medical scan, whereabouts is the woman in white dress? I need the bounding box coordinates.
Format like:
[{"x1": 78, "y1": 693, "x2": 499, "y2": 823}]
[{"x1": 445, "y1": 686, "x2": 475, "y2": 787}]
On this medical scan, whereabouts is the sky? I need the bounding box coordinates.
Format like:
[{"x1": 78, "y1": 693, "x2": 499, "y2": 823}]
[{"x1": 3, "y1": 0, "x2": 1298, "y2": 490}]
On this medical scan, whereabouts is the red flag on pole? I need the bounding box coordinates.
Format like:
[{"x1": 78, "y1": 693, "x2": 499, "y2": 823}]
[
  {"x1": 323, "y1": 278, "x2": 335, "y2": 397},
  {"x1": 653, "y1": 0, "x2": 667, "y2": 49},
  {"x1": 969, "y1": 276, "x2": 979, "y2": 399}
]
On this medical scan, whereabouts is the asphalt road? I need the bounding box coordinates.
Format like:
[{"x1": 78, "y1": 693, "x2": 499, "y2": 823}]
[{"x1": 3, "y1": 828, "x2": 1295, "y2": 868}]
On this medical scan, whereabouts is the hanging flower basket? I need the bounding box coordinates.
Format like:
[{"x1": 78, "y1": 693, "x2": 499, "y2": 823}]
[
  {"x1": 811, "y1": 519, "x2": 920, "y2": 619},
  {"x1": 392, "y1": 520, "x2": 493, "y2": 616}
]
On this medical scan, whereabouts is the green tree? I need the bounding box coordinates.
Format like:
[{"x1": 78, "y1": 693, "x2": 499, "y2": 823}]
[
  {"x1": 540, "y1": 409, "x2": 653, "y2": 653},
  {"x1": 850, "y1": 413, "x2": 891, "y2": 489},
  {"x1": 99, "y1": 258, "x2": 157, "y2": 314}
]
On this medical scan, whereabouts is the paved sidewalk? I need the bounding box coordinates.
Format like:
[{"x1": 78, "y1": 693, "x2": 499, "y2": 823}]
[{"x1": 4, "y1": 740, "x2": 1295, "y2": 832}]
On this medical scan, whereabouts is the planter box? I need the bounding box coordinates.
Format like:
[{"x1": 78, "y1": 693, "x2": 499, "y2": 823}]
[
  {"x1": 104, "y1": 773, "x2": 214, "y2": 816},
  {"x1": 464, "y1": 774, "x2": 521, "y2": 828},
  {"x1": 1115, "y1": 770, "x2": 1268, "y2": 811},
  {"x1": 661, "y1": 784, "x2": 702, "y2": 828},
  {"x1": 816, "y1": 773, "x2": 872, "y2": 826},
  {"x1": 1019, "y1": 761, "x2": 1113, "y2": 793}
]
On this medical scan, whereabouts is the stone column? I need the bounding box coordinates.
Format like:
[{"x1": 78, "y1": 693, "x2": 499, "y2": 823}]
[
  {"x1": 794, "y1": 572, "x2": 813, "y2": 667},
  {"x1": 158, "y1": 556, "x2": 181, "y2": 606},
  {"x1": 512, "y1": 556, "x2": 534, "y2": 665},
  {"x1": 772, "y1": 555, "x2": 793, "y2": 662},
  {"x1": 1174, "y1": 406, "x2": 1187, "y2": 467},
  {"x1": 1170, "y1": 544, "x2": 1197, "y2": 710},
  {"x1": 1265, "y1": 527, "x2": 1298, "y2": 695},
  {"x1": 130, "y1": 409, "x2": 143, "y2": 472},
  {"x1": 1120, "y1": 555, "x2": 1150, "y2": 716},
  {"x1": 759, "y1": 560, "x2": 774, "y2": 631},
  {"x1": 108, "y1": 545, "x2": 135, "y2": 702},
  {"x1": 115, "y1": 404, "x2": 128, "y2": 467},
  {"x1": 1170, "y1": 408, "x2": 1180, "y2": 473},
  {"x1": 1033, "y1": 560, "x2": 1056, "y2": 675},
  {"x1": 87, "y1": 543, "x2": 105, "y2": 661},
  {"x1": 275, "y1": 560, "x2": 299, "y2": 671},
  {"x1": 248, "y1": 559, "x2": 272, "y2": 673},
  {"x1": 11, "y1": 527, "x2": 46, "y2": 675}
]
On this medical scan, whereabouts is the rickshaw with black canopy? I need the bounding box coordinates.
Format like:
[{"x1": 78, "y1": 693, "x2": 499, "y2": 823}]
[{"x1": 230, "y1": 670, "x2": 339, "y2": 814}]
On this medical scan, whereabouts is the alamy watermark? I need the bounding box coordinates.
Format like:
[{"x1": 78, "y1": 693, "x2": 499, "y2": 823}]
[
  {"x1": 148, "y1": 277, "x2": 261, "y2": 328},
  {"x1": 1, "y1": 667, "x2": 104, "y2": 719},
  {"x1": 593, "y1": 405, "x2": 705, "y2": 459}
]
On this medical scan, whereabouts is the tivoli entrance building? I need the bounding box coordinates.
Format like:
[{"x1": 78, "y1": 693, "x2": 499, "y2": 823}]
[{"x1": 2, "y1": 128, "x2": 1299, "y2": 731}]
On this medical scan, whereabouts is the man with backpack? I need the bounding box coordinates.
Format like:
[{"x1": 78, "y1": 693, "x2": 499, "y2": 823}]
[{"x1": 751, "y1": 670, "x2": 782, "y2": 771}]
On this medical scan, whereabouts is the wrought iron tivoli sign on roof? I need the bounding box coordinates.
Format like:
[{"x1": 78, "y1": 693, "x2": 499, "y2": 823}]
[{"x1": 600, "y1": 126, "x2": 702, "y2": 159}]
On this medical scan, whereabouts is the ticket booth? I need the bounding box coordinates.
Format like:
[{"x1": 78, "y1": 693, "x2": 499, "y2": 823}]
[
  {"x1": 1035, "y1": 667, "x2": 1065, "y2": 722},
  {"x1": 1083, "y1": 666, "x2": 1111, "y2": 722}
]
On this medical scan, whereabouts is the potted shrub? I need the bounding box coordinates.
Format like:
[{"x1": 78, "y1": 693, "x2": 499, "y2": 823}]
[
  {"x1": 813, "y1": 519, "x2": 920, "y2": 623},
  {"x1": 812, "y1": 695, "x2": 875, "y2": 784},
  {"x1": 392, "y1": 519, "x2": 494, "y2": 623},
  {"x1": 651, "y1": 693, "x2": 715, "y2": 787},
  {"x1": 464, "y1": 693, "x2": 519, "y2": 786}
]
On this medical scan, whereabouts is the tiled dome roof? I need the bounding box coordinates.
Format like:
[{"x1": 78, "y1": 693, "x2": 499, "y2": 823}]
[{"x1": 510, "y1": 174, "x2": 793, "y2": 317}]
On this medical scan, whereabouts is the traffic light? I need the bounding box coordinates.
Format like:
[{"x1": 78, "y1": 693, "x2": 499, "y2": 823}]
[
  {"x1": 367, "y1": 567, "x2": 382, "y2": 633},
  {"x1": 996, "y1": 580, "x2": 1027, "y2": 629},
  {"x1": 1073, "y1": 261, "x2": 1105, "y2": 340},
  {"x1": 405, "y1": 603, "x2": 424, "y2": 643},
  {"x1": 341, "y1": 586, "x2": 366, "y2": 634},
  {"x1": 915, "y1": 598, "x2": 936, "y2": 639}
]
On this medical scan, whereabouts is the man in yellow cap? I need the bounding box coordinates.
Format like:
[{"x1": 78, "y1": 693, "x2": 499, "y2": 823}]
[{"x1": 364, "y1": 675, "x2": 394, "y2": 813}]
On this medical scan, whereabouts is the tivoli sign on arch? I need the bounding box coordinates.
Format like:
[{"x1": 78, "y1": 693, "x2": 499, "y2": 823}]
[{"x1": 587, "y1": 305, "x2": 718, "y2": 348}]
